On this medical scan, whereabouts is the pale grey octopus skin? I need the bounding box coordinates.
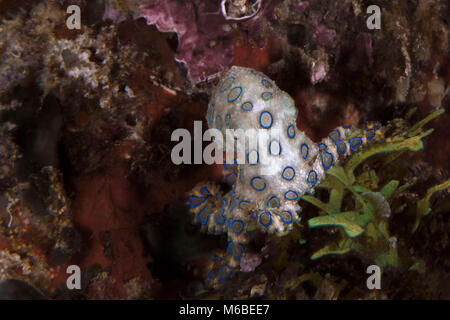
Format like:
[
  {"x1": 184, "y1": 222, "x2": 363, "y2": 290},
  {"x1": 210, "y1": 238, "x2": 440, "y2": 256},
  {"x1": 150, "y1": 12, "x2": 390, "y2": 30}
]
[{"x1": 204, "y1": 66, "x2": 353, "y2": 238}]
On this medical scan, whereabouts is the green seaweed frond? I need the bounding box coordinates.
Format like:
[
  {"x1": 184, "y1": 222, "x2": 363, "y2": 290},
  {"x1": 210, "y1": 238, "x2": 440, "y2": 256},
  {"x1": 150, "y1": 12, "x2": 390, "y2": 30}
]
[{"x1": 302, "y1": 109, "x2": 448, "y2": 272}]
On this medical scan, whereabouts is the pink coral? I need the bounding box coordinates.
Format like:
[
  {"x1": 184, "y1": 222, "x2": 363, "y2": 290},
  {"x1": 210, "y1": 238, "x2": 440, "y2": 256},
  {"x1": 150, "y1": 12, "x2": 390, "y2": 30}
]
[
  {"x1": 140, "y1": 0, "x2": 282, "y2": 83},
  {"x1": 140, "y1": 0, "x2": 233, "y2": 83}
]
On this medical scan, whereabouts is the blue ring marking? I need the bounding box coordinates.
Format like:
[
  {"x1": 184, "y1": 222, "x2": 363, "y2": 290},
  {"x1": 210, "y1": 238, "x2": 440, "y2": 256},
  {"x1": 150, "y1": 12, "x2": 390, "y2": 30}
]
[
  {"x1": 247, "y1": 150, "x2": 259, "y2": 165},
  {"x1": 215, "y1": 211, "x2": 225, "y2": 225},
  {"x1": 374, "y1": 125, "x2": 380, "y2": 130},
  {"x1": 215, "y1": 115, "x2": 222, "y2": 125},
  {"x1": 231, "y1": 220, "x2": 245, "y2": 235},
  {"x1": 266, "y1": 196, "x2": 280, "y2": 208},
  {"x1": 318, "y1": 144, "x2": 334, "y2": 171},
  {"x1": 218, "y1": 265, "x2": 232, "y2": 282},
  {"x1": 238, "y1": 200, "x2": 250, "y2": 209},
  {"x1": 259, "y1": 111, "x2": 273, "y2": 129},
  {"x1": 219, "y1": 76, "x2": 235, "y2": 93},
  {"x1": 197, "y1": 206, "x2": 210, "y2": 225},
  {"x1": 199, "y1": 187, "x2": 211, "y2": 197},
  {"x1": 225, "y1": 113, "x2": 231, "y2": 125},
  {"x1": 189, "y1": 196, "x2": 204, "y2": 208},
  {"x1": 277, "y1": 211, "x2": 293, "y2": 224},
  {"x1": 307, "y1": 170, "x2": 318, "y2": 185},
  {"x1": 284, "y1": 190, "x2": 299, "y2": 201},
  {"x1": 269, "y1": 140, "x2": 281, "y2": 156},
  {"x1": 251, "y1": 70, "x2": 267, "y2": 78},
  {"x1": 250, "y1": 177, "x2": 266, "y2": 191},
  {"x1": 241, "y1": 101, "x2": 253, "y2": 111},
  {"x1": 229, "y1": 197, "x2": 238, "y2": 212},
  {"x1": 349, "y1": 137, "x2": 362, "y2": 150},
  {"x1": 287, "y1": 125, "x2": 295, "y2": 138},
  {"x1": 214, "y1": 200, "x2": 226, "y2": 225},
  {"x1": 225, "y1": 173, "x2": 236, "y2": 185},
  {"x1": 301, "y1": 144, "x2": 309, "y2": 159},
  {"x1": 208, "y1": 270, "x2": 216, "y2": 280},
  {"x1": 223, "y1": 161, "x2": 233, "y2": 171},
  {"x1": 227, "y1": 218, "x2": 234, "y2": 229},
  {"x1": 261, "y1": 92, "x2": 273, "y2": 101},
  {"x1": 228, "y1": 241, "x2": 244, "y2": 260},
  {"x1": 328, "y1": 129, "x2": 347, "y2": 154},
  {"x1": 259, "y1": 211, "x2": 272, "y2": 227},
  {"x1": 208, "y1": 104, "x2": 215, "y2": 124},
  {"x1": 366, "y1": 128, "x2": 376, "y2": 140},
  {"x1": 343, "y1": 125, "x2": 352, "y2": 129},
  {"x1": 261, "y1": 79, "x2": 272, "y2": 88},
  {"x1": 321, "y1": 153, "x2": 334, "y2": 171},
  {"x1": 227, "y1": 86, "x2": 242, "y2": 103},
  {"x1": 282, "y1": 167, "x2": 295, "y2": 181},
  {"x1": 247, "y1": 210, "x2": 259, "y2": 220}
]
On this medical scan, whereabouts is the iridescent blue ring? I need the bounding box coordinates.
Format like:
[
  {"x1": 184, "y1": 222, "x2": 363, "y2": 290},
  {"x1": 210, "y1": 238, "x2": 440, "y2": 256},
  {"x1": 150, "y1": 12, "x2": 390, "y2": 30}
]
[
  {"x1": 227, "y1": 86, "x2": 242, "y2": 103},
  {"x1": 241, "y1": 101, "x2": 253, "y2": 111},
  {"x1": 307, "y1": 170, "x2": 318, "y2": 185},
  {"x1": 247, "y1": 150, "x2": 259, "y2": 165},
  {"x1": 282, "y1": 167, "x2": 295, "y2": 181},
  {"x1": 269, "y1": 140, "x2": 281, "y2": 156},
  {"x1": 284, "y1": 190, "x2": 299, "y2": 201},
  {"x1": 287, "y1": 125, "x2": 295, "y2": 138},
  {"x1": 259, "y1": 211, "x2": 272, "y2": 227},
  {"x1": 228, "y1": 241, "x2": 244, "y2": 260},
  {"x1": 219, "y1": 76, "x2": 235, "y2": 93},
  {"x1": 250, "y1": 177, "x2": 266, "y2": 191},
  {"x1": 301, "y1": 144, "x2": 309, "y2": 159},
  {"x1": 231, "y1": 220, "x2": 245, "y2": 235},
  {"x1": 189, "y1": 196, "x2": 204, "y2": 208},
  {"x1": 261, "y1": 92, "x2": 273, "y2": 101},
  {"x1": 266, "y1": 196, "x2": 280, "y2": 208},
  {"x1": 218, "y1": 265, "x2": 232, "y2": 282},
  {"x1": 197, "y1": 206, "x2": 209, "y2": 225},
  {"x1": 277, "y1": 211, "x2": 293, "y2": 224},
  {"x1": 259, "y1": 111, "x2": 273, "y2": 129},
  {"x1": 349, "y1": 137, "x2": 362, "y2": 150}
]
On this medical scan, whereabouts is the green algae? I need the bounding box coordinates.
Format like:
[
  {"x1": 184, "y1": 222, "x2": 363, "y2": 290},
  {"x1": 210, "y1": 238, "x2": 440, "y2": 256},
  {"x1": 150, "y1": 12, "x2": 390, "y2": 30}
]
[{"x1": 302, "y1": 109, "x2": 449, "y2": 272}]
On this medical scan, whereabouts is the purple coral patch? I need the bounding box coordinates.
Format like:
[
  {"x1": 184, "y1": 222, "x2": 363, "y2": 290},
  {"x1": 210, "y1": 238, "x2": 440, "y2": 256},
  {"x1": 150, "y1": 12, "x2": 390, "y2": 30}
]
[{"x1": 140, "y1": 0, "x2": 282, "y2": 83}]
